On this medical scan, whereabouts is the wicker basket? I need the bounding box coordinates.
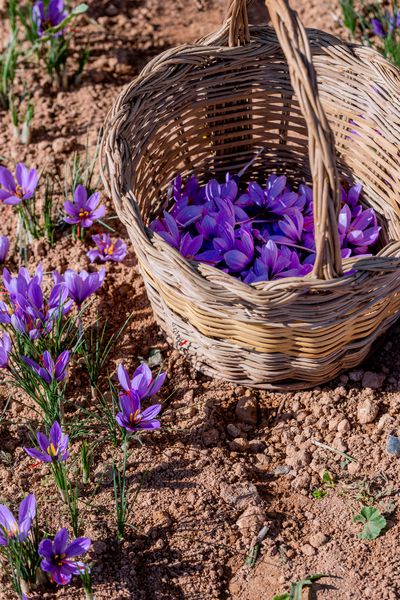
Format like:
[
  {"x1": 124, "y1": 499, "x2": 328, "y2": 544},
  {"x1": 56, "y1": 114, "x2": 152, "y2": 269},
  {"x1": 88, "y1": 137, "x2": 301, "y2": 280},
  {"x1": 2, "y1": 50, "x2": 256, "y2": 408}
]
[{"x1": 101, "y1": 0, "x2": 400, "y2": 390}]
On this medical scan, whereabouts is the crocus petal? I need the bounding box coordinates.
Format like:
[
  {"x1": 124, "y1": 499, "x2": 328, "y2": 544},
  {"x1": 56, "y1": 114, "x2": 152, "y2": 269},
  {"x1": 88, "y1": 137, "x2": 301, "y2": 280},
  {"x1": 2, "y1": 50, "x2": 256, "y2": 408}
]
[
  {"x1": 53, "y1": 527, "x2": 69, "y2": 554},
  {"x1": 141, "y1": 404, "x2": 162, "y2": 421},
  {"x1": 117, "y1": 364, "x2": 131, "y2": 392},
  {"x1": 65, "y1": 536, "x2": 91, "y2": 558},
  {"x1": 24, "y1": 447, "x2": 51, "y2": 462},
  {"x1": 0, "y1": 167, "x2": 15, "y2": 192}
]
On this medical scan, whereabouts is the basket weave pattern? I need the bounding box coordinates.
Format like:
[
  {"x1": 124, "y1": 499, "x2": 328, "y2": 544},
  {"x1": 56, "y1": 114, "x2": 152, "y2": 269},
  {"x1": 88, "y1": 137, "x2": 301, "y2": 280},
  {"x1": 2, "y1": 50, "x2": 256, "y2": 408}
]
[{"x1": 101, "y1": 0, "x2": 400, "y2": 390}]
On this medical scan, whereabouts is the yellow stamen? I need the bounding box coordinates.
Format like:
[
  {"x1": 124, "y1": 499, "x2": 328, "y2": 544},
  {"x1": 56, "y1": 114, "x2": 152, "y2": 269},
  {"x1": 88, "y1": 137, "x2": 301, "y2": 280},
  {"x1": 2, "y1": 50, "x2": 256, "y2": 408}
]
[
  {"x1": 78, "y1": 210, "x2": 90, "y2": 219},
  {"x1": 106, "y1": 243, "x2": 115, "y2": 255},
  {"x1": 47, "y1": 443, "x2": 57, "y2": 457},
  {"x1": 129, "y1": 410, "x2": 141, "y2": 425}
]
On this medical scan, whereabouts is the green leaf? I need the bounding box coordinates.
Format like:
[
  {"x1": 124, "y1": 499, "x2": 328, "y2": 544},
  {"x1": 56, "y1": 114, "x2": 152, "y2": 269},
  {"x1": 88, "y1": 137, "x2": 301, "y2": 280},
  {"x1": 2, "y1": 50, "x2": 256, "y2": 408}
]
[
  {"x1": 322, "y1": 470, "x2": 334, "y2": 485},
  {"x1": 273, "y1": 574, "x2": 330, "y2": 600},
  {"x1": 353, "y1": 506, "x2": 387, "y2": 540},
  {"x1": 312, "y1": 488, "x2": 327, "y2": 500},
  {"x1": 71, "y1": 3, "x2": 89, "y2": 16}
]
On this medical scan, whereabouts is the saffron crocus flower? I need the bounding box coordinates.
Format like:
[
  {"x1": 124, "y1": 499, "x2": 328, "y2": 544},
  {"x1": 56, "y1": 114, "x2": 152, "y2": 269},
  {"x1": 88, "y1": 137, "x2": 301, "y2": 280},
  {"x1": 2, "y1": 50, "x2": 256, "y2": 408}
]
[
  {"x1": 0, "y1": 163, "x2": 39, "y2": 205},
  {"x1": 224, "y1": 228, "x2": 254, "y2": 272},
  {"x1": 24, "y1": 421, "x2": 69, "y2": 463},
  {"x1": 63, "y1": 268, "x2": 106, "y2": 309},
  {"x1": 371, "y1": 17, "x2": 386, "y2": 37},
  {"x1": 116, "y1": 391, "x2": 161, "y2": 432},
  {"x1": 338, "y1": 204, "x2": 381, "y2": 255},
  {"x1": 39, "y1": 528, "x2": 91, "y2": 586},
  {"x1": 23, "y1": 350, "x2": 69, "y2": 384},
  {"x1": 0, "y1": 494, "x2": 36, "y2": 546},
  {"x1": 64, "y1": 185, "x2": 106, "y2": 229},
  {"x1": 87, "y1": 234, "x2": 127, "y2": 263},
  {"x1": 118, "y1": 363, "x2": 166, "y2": 400},
  {"x1": 0, "y1": 333, "x2": 11, "y2": 368},
  {"x1": 32, "y1": 0, "x2": 68, "y2": 37},
  {"x1": 0, "y1": 236, "x2": 9, "y2": 263}
]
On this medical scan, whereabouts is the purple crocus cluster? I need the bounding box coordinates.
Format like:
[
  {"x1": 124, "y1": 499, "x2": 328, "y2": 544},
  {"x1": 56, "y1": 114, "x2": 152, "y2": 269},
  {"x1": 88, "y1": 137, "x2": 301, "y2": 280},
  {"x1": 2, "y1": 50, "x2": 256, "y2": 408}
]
[
  {"x1": 150, "y1": 173, "x2": 380, "y2": 282},
  {"x1": 0, "y1": 163, "x2": 39, "y2": 206},
  {"x1": 0, "y1": 494, "x2": 36, "y2": 546},
  {"x1": 371, "y1": 10, "x2": 400, "y2": 38},
  {"x1": 0, "y1": 264, "x2": 72, "y2": 339},
  {"x1": 0, "y1": 264, "x2": 106, "y2": 339},
  {"x1": 116, "y1": 363, "x2": 165, "y2": 433}
]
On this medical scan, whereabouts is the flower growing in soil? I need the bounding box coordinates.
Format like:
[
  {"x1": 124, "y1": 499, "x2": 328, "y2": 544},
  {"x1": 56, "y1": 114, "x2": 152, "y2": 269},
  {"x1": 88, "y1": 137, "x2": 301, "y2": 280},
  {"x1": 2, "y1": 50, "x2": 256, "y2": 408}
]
[
  {"x1": 23, "y1": 350, "x2": 69, "y2": 384},
  {"x1": 87, "y1": 233, "x2": 127, "y2": 263},
  {"x1": 116, "y1": 363, "x2": 165, "y2": 433},
  {"x1": 0, "y1": 163, "x2": 39, "y2": 205},
  {"x1": 0, "y1": 333, "x2": 11, "y2": 368},
  {"x1": 24, "y1": 421, "x2": 69, "y2": 463},
  {"x1": 117, "y1": 363, "x2": 166, "y2": 401},
  {"x1": 0, "y1": 265, "x2": 72, "y2": 339},
  {"x1": 0, "y1": 494, "x2": 36, "y2": 546},
  {"x1": 39, "y1": 528, "x2": 91, "y2": 586},
  {"x1": 0, "y1": 236, "x2": 9, "y2": 263},
  {"x1": 116, "y1": 391, "x2": 162, "y2": 433},
  {"x1": 64, "y1": 268, "x2": 106, "y2": 310},
  {"x1": 32, "y1": 0, "x2": 68, "y2": 37},
  {"x1": 64, "y1": 184, "x2": 106, "y2": 229}
]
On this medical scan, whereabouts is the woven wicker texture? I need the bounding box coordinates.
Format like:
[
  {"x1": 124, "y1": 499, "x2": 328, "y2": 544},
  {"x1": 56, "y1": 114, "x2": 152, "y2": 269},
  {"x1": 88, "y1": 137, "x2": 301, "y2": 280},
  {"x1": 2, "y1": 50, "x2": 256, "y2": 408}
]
[{"x1": 101, "y1": 0, "x2": 400, "y2": 390}]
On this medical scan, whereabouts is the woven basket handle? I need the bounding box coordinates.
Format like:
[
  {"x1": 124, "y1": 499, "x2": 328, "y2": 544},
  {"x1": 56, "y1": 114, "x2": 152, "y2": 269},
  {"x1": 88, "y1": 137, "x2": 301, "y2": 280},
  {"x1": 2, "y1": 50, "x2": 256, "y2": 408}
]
[{"x1": 226, "y1": 0, "x2": 343, "y2": 279}]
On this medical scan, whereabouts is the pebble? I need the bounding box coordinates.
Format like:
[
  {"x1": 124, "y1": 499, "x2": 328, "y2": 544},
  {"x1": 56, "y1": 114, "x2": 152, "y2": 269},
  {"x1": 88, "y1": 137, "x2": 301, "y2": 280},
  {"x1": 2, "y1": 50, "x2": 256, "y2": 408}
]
[
  {"x1": 229, "y1": 437, "x2": 249, "y2": 452},
  {"x1": 302, "y1": 543, "x2": 316, "y2": 556},
  {"x1": 362, "y1": 371, "x2": 385, "y2": 390},
  {"x1": 219, "y1": 482, "x2": 261, "y2": 508},
  {"x1": 202, "y1": 428, "x2": 220, "y2": 446},
  {"x1": 235, "y1": 396, "x2": 258, "y2": 425},
  {"x1": 273, "y1": 465, "x2": 291, "y2": 475},
  {"x1": 309, "y1": 532, "x2": 329, "y2": 548},
  {"x1": 349, "y1": 369, "x2": 364, "y2": 382},
  {"x1": 226, "y1": 423, "x2": 241, "y2": 437},
  {"x1": 248, "y1": 439, "x2": 266, "y2": 453},
  {"x1": 236, "y1": 505, "x2": 266, "y2": 537},
  {"x1": 337, "y1": 418, "x2": 351, "y2": 433},
  {"x1": 387, "y1": 434, "x2": 400, "y2": 456},
  {"x1": 347, "y1": 462, "x2": 360, "y2": 475},
  {"x1": 357, "y1": 398, "x2": 379, "y2": 424}
]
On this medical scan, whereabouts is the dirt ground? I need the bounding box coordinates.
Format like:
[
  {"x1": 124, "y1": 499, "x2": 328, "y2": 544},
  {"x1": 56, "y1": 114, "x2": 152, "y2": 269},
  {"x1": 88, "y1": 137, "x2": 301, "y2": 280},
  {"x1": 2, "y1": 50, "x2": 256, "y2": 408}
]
[{"x1": 0, "y1": 1, "x2": 399, "y2": 599}]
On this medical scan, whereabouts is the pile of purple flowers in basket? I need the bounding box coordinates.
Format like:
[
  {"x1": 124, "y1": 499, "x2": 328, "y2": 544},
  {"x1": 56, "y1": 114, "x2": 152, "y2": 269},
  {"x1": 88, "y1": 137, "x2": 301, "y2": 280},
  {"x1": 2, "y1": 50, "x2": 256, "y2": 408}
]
[{"x1": 150, "y1": 173, "x2": 381, "y2": 283}]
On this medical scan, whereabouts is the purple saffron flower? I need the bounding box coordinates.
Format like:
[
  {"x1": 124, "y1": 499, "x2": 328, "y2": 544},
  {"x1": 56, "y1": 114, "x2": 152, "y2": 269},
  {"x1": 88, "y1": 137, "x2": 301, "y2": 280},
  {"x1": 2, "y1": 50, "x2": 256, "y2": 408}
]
[
  {"x1": 338, "y1": 204, "x2": 380, "y2": 255},
  {"x1": 3, "y1": 264, "x2": 43, "y2": 300},
  {"x1": 0, "y1": 333, "x2": 11, "y2": 368},
  {"x1": 39, "y1": 528, "x2": 91, "y2": 586},
  {"x1": 24, "y1": 421, "x2": 69, "y2": 463},
  {"x1": 224, "y1": 228, "x2": 255, "y2": 272},
  {"x1": 116, "y1": 391, "x2": 161, "y2": 433},
  {"x1": 371, "y1": 17, "x2": 386, "y2": 37},
  {"x1": 118, "y1": 363, "x2": 166, "y2": 401},
  {"x1": 32, "y1": 0, "x2": 68, "y2": 37},
  {"x1": 0, "y1": 163, "x2": 39, "y2": 206},
  {"x1": 63, "y1": 268, "x2": 106, "y2": 309},
  {"x1": 0, "y1": 494, "x2": 36, "y2": 546},
  {"x1": 23, "y1": 350, "x2": 69, "y2": 384},
  {"x1": 64, "y1": 185, "x2": 106, "y2": 229},
  {"x1": 0, "y1": 236, "x2": 9, "y2": 263},
  {"x1": 236, "y1": 175, "x2": 304, "y2": 217},
  {"x1": 244, "y1": 240, "x2": 311, "y2": 283},
  {"x1": 87, "y1": 234, "x2": 127, "y2": 263}
]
